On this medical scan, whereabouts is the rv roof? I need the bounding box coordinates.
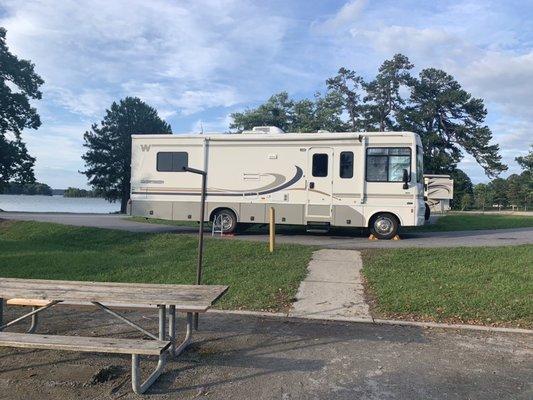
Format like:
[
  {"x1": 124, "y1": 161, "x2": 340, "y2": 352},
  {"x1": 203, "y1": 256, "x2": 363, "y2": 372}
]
[{"x1": 131, "y1": 131, "x2": 418, "y2": 141}]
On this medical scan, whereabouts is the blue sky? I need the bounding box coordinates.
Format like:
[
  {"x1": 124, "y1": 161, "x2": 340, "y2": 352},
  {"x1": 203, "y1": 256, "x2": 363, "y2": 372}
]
[{"x1": 1, "y1": 0, "x2": 531, "y2": 188}]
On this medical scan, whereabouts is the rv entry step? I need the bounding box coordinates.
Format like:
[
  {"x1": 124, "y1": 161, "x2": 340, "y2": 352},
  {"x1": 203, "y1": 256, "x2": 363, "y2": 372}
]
[{"x1": 306, "y1": 222, "x2": 330, "y2": 234}]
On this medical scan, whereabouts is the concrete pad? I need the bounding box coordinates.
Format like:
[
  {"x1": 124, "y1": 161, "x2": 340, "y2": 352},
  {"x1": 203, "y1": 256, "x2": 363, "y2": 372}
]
[
  {"x1": 311, "y1": 248, "x2": 359, "y2": 262},
  {"x1": 290, "y1": 249, "x2": 371, "y2": 320},
  {"x1": 305, "y1": 260, "x2": 360, "y2": 283},
  {"x1": 290, "y1": 281, "x2": 370, "y2": 319}
]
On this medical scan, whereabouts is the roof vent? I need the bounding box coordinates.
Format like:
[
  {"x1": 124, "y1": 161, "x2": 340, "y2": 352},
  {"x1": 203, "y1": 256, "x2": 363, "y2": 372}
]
[{"x1": 242, "y1": 126, "x2": 285, "y2": 134}]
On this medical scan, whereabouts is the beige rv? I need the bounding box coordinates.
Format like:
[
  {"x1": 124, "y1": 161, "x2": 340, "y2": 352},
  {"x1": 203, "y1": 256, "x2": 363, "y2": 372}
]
[{"x1": 130, "y1": 127, "x2": 426, "y2": 239}]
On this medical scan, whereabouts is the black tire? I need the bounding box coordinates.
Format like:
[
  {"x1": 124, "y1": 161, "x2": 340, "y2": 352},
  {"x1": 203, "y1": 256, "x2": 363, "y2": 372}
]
[
  {"x1": 213, "y1": 209, "x2": 238, "y2": 234},
  {"x1": 369, "y1": 213, "x2": 399, "y2": 240}
]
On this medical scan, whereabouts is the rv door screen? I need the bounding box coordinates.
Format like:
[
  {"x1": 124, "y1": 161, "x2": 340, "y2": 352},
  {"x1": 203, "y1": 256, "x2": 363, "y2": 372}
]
[{"x1": 306, "y1": 148, "x2": 333, "y2": 218}]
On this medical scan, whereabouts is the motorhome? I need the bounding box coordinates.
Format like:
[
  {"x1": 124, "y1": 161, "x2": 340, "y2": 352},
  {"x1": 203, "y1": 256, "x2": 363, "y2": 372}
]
[
  {"x1": 130, "y1": 127, "x2": 427, "y2": 239},
  {"x1": 424, "y1": 174, "x2": 454, "y2": 213}
]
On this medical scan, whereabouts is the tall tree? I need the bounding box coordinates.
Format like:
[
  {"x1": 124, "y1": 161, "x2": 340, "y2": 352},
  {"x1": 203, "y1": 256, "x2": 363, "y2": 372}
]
[
  {"x1": 488, "y1": 178, "x2": 508, "y2": 209},
  {"x1": 326, "y1": 67, "x2": 365, "y2": 131},
  {"x1": 82, "y1": 97, "x2": 172, "y2": 213},
  {"x1": 515, "y1": 145, "x2": 533, "y2": 174},
  {"x1": 0, "y1": 27, "x2": 43, "y2": 190},
  {"x1": 363, "y1": 54, "x2": 414, "y2": 131},
  {"x1": 398, "y1": 68, "x2": 507, "y2": 177},
  {"x1": 230, "y1": 91, "x2": 346, "y2": 133},
  {"x1": 449, "y1": 169, "x2": 473, "y2": 210},
  {"x1": 230, "y1": 92, "x2": 294, "y2": 132},
  {"x1": 313, "y1": 91, "x2": 347, "y2": 132},
  {"x1": 473, "y1": 183, "x2": 491, "y2": 211}
]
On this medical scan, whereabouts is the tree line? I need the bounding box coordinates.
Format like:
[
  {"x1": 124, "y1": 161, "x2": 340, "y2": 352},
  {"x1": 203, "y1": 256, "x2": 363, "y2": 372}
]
[
  {"x1": 2, "y1": 182, "x2": 52, "y2": 196},
  {"x1": 1, "y1": 25, "x2": 529, "y2": 213},
  {"x1": 63, "y1": 187, "x2": 100, "y2": 198},
  {"x1": 231, "y1": 54, "x2": 507, "y2": 179}
]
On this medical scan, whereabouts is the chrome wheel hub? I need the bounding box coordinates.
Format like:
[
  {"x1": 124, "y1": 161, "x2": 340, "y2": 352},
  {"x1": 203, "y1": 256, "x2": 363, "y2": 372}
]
[
  {"x1": 220, "y1": 214, "x2": 233, "y2": 231},
  {"x1": 375, "y1": 217, "x2": 393, "y2": 235}
]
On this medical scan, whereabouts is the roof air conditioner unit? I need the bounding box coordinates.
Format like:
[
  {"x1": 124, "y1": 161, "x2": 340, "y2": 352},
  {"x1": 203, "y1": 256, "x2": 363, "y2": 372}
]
[{"x1": 242, "y1": 126, "x2": 285, "y2": 134}]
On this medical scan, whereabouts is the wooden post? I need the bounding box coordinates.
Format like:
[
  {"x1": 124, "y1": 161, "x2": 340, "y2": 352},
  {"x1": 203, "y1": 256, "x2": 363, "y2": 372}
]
[{"x1": 269, "y1": 207, "x2": 275, "y2": 252}]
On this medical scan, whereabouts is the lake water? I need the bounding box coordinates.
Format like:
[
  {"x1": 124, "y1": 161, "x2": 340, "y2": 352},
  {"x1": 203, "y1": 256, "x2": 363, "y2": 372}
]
[{"x1": 0, "y1": 195, "x2": 120, "y2": 214}]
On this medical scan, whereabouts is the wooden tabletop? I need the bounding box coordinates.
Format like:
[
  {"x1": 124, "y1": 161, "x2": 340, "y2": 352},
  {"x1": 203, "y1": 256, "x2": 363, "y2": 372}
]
[{"x1": 0, "y1": 278, "x2": 228, "y2": 312}]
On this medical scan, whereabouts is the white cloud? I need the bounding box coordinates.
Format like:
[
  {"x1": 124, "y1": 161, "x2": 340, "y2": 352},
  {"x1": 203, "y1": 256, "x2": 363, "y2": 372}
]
[
  {"x1": 47, "y1": 87, "x2": 114, "y2": 118},
  {"x1": 121, "y1": 81, "x2": 240, "y2": 117},
  {"x1": 189, "y1": 114, "x2": 232, "y2": 134},
  {"x1": 313, "y1": 0, "x2": 367, "y2": 33},
  {"x1": 1, "y1": 0, "x2": 289, "y2": 114},
  {"x1": 454, "y1": 51, "x2": 533, "y2": 117}
]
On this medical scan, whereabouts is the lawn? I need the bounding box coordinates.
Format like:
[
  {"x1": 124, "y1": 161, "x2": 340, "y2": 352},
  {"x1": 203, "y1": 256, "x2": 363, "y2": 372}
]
[
  {"x1": 0, "y1": 220, "x2": 315, "y2": 312},
  {"x1": 362, "y1": 245, "x2": 533, "y2": 328},
  {"x1": 127, "y1": 216, "x2": 201, "y2": 227},
  {"x1": 409, "y1": 213, "x2": 533, "y2": 232}
]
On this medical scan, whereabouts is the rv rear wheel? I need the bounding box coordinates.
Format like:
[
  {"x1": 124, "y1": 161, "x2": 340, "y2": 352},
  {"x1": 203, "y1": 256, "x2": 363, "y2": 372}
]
[
  {"x1": 370, "y1": 213, "x2": 399, "y2": 240},
  {"x1": 213, "y1": 209, "x2": 237, "y2": 234}
]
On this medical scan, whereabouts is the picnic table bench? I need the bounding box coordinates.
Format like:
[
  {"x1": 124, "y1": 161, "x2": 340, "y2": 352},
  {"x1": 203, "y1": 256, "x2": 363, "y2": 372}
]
[{"x1": 0, "y1": 278, "x2": 228, "y2": 394}]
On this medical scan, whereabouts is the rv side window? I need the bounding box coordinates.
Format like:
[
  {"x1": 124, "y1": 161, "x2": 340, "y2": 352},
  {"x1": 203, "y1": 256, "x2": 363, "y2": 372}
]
[
  {"x1": 312, "y1": 153, "x2": 328, "y2": 177},
  {"x1": 416, "y1": 146, "x2": 424, "y2": 182},
  {"x1": 366, "y1": 148, "x2": 411, "y2": 182},
  {"x1": 339, "y1": 151, "x2": 354, "y2": 178},
  {"x1": 156, "y1": 152, "x2": 188, "y2": 172}
]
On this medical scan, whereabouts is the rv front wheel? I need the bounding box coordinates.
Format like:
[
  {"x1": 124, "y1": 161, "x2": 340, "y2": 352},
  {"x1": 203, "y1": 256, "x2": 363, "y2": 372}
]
[
  {"x1": 370, "y1": 213, "x2": 398, "y2": 240},
  {"x1": 213, "y1": 209, "x2": 237, "y2": 234}
]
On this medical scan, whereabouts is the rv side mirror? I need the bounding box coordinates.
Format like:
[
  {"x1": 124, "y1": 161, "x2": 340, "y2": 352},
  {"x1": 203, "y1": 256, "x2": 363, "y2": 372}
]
[{"x1": 402, "y1": 169, "x2": 409, "y2": 189}]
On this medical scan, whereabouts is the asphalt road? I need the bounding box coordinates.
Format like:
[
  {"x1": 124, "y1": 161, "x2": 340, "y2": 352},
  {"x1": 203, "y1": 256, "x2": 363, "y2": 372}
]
[
  {"x1": 2, "y1": 211, "x2": 532, "y2": 249},
  {"x1": 0, "y1": 310, "x2": 531, "y2": 399}
]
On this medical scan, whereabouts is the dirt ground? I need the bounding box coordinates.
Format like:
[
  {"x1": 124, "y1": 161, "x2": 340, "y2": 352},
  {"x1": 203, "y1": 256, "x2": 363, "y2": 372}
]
[{"x1": 0, "y1": 306, "x2": 531, "y2": 399}]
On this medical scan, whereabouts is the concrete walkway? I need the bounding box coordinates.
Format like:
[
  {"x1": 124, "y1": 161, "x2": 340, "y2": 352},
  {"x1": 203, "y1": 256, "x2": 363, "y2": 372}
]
[{"x1": 290, "y1": 249, "x2": 371, "y2": 320}]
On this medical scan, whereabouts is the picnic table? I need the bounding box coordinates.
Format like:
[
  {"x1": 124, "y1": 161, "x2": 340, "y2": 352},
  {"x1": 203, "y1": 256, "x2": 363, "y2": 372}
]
[{"x1": 0, "y1": 278, "x2": 228, "y2": 394}]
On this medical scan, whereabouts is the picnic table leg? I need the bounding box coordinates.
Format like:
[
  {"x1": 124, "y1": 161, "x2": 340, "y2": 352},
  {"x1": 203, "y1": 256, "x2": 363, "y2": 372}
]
[
  {"x1": 167, "y1": 307, "x2": 192, "y2": 357},
  {"x1": 131, "y1": 304, "x2": 168, "y2": 394},
  {"x1": 27, "y1": 307, "x2": 39, "y2": 333},
  {"x1": 158, "y1": 305, "x2": 166, "y2": 341},
  {"x1": 168, "y1": 305, "x2": 176, "y2": 356},
  {"x1": 173, "y1": 312, "x2": 193, "y2": 357}
]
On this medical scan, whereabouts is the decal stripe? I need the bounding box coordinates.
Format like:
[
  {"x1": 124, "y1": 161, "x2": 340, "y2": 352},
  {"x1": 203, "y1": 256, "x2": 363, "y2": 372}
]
[{"x1": 133, "y1": 166, "x2": 303, "y2": 197}]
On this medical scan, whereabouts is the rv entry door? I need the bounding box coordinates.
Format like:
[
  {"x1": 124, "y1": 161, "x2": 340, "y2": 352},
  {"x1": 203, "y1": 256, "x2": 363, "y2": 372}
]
[{"x1": 306, "y1": 147, "x2": 333, "y2": 219}]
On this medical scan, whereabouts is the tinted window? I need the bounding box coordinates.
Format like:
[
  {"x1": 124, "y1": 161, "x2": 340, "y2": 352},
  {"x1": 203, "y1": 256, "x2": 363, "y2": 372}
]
[
  {"x1": 389, "y1": 155, "x2": 411, "y2": 181},
  {"x1": 416, "y1": 146, "x2": 424, "y2": 182},
  {"x1": 312, "y1": 153, "x2": 328, "y2": 177},
  {"x1": 367, "y1": 155, "x2": 388, "y2": 181},
  {"x1": 157, "y1": 152, "x2": 188, "y2": 172},
  {"x1": 340, "y1": 151, "x2": 354, "y2": 178},
  {"x1": 366, "y1": 148, "x2": 411, "y2": 182}
]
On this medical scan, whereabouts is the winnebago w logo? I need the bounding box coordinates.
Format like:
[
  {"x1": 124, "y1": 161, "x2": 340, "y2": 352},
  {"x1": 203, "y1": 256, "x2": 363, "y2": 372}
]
[{"x1": 140, "y1": 144, "x2": 151, "y2": 152}]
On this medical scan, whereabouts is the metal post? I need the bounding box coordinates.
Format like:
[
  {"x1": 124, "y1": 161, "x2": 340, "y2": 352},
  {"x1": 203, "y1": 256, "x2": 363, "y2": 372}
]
[
  {"x1": 183, "y1": 166, "x2": 207, "y2": 331},
  {"x1": 194, "y1": 172, "x2": 207, "y2": 330},
  {"x1": 0, "y1": 298, "x2": 3, "y2": 327},
  {"x1": 269, "y1": 207, "x2": 275, "y2": 253}
]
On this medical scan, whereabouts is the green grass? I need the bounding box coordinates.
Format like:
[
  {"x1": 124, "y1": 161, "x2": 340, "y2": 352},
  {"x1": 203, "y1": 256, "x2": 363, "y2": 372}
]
[
  {"x1": 362, "y1": 246, "x2": 533, "y2": 328},
  {"x1": 0, "y1": 220, "x2": 315, "y2": 312},
  {"x1": 127, "y1": 216, "x2": 201, "y2": 227},
  {"x1": 408, "y1": 214, "x2": 533, "y2": 232}
]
